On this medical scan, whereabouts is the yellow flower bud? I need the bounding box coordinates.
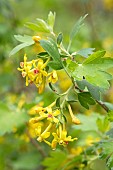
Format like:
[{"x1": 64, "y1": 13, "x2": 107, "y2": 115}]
[
  {"x1": 72, "y1": 116, "x2": 81, "y2": 125},
  {"x1": 32, "y1": 36, "x2": 41, "y2": 43}
]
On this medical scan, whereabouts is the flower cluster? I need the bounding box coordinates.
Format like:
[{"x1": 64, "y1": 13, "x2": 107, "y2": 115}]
[
  {"x1": 28, "y1": 101, "x2": 80, "y2": 150},
  {"x1": 18, "y1": 54, "x2": 58, "y2": 93}
]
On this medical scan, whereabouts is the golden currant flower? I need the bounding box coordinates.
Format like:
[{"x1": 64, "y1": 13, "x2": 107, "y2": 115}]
[
  {"x1": 51, "y1": 124, "x2": 77, "y2": 149},
  {"x1": 48, "y1": 70, "x2": 58, "y2": 84},
  {"x1": 28, "y1": 121, "x2": 44, "y2": 138},
  {"x1": 32, "y1": 36, "x2": 41, "y2": 43},
  {"x1": 18, "y1": 54, "x2": 32, "y2": 86},
  {"x1": 18, "y1": 54, "x2": 51, "y2": 93},
  {"x1": 36, "y1": 122, "x2": 53, "y2": 142},
  {"x1": 28, "y1": 101, "x2": 78, "y2": 149}
]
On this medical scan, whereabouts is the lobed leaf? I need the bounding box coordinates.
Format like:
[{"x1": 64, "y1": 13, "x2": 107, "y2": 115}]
[
  {"x1": 78, "y1": 92, "x2": 95, "y2": 109},
  {"x1": 83, "y1": 50, "x2": 106, "y2": 64},
  {"x1": 72, "y1": 48, "x2": 95, "y2": 58},
  {"x1": 42, "y1": 150, "x2": 67, "y2": 170},
  {"x1": 66, "y1": 50, "x2": 113, "y2": 89},
  {"x1": 76, "y1": 79, "x2": 104, "y2": 100}
]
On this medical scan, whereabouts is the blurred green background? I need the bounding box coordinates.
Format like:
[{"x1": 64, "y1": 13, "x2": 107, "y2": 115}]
[{"x1": 0, "y1": 0, "x2": 113, "y2": 170}]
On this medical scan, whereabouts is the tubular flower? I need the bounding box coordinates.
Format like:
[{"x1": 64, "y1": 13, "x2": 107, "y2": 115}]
[
  {"x1": 18, "y1": 54, "x2": 58, "y2": 93},
  {"x1": 48, "y1": 70, "x2": 58, "y2": 84},
  {"x1": 35, "y1": 123, "x2": 52, "y2": 142},
  {"x1": 32, "y1": 35, "x2": 45, "y2": 53},
  {"x1": 51, "y1": 124, "x2": 77, "y2": 150},
  {"x1": 29, "y1": 102, "x2": 60, "y2": 124},
  {"x1": 28, "y1": 122, "x2": 44, "y2": 138},
  {"x1": 28, "y1": 101, "x2": 78, "y2": 149}
]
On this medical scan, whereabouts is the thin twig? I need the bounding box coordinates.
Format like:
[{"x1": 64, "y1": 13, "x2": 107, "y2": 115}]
[
  {"x1": 74, "y1": 85, "x2": 109, "y2": 113},
  {"x1": 96, "y1": 100, "x2": 109, "y2": 113},
  {"x1": 74, "y1": 85, "x2": 84, "y2": 93}
]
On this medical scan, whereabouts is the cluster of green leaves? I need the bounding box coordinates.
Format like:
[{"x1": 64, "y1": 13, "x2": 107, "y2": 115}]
[{"x1": 9, "y1": 12, "x2": 56, "y2": 57}]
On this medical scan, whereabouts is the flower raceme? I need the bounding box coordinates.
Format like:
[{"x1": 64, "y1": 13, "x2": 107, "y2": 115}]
[
  {"x1": 18, "y1": 54, "x2": 58, "y2": 93},
  {"x1": 28, "y1": 101, "x2": 79, "y2": 150}
]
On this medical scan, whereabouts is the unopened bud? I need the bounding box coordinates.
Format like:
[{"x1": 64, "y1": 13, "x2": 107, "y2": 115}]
[
  {"x1": 72, "y1": 116, "x2": 81, "y2": 125},
  {"x1": 32, "y1": 36, "x2": 41, "y2": 43}
]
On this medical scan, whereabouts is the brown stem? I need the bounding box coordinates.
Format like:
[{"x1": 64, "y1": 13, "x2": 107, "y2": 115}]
[
  {"x1": 74, "y1": 85, "x2": 109, "y2": 113},
  {"x1": 96, "y1": 100, "x2": 109, "y2": 113},
  {"x1": 26, "y1": 130, "x2": 47, "y2": 158},
  {"x1": 74, "y1": 85, "x2": 84, "y2": 93}
]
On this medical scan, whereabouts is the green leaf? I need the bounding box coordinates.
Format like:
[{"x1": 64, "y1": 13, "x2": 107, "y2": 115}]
[
  {"x1": 56, "y1": 97, "x2": 60, "y2": 108},
  {"x1": 106, "y1": 154, "x2": 113, "y2": 169},
  {"x1": 76, "y1": 79, "x2": 104, "y2": 100},
  {"x1": 25, "y1": 21, "x2": 50, "y2": 33},
  {"x1": 99, "y1": 141, "x2": 113, "y2": 169},
  {"x1": 48, "y1": 61, "x2": 63, "y2": 70},
  {"x1": 40, "y1": 39, "x2": 63, "y2": 69},
  {"x1": 36, "y1": 18, "x2": 50, "y2": 32},
  {"x1": 66, "y1": 88, "x2": 78, "y2": 103},
  {"x1": 0, "y1": 102, "x2": 29, "y2": 136},
  {"x1": 83, "y1": 50, "x2": 106, "y2": 64},
  {"x1": 107, "y1": 111, "x2": 113, "y2": 122},
  {"x1": 73, "y1": 48, "x2": 95, "y2": 58},
  {"x1": 73, "y1": 113, "x2": 104, "y2": 131},
  {"x1": 68, "y1": 14, "x2": 88, "y2": 51},
  {"x1": 106, "y1": 128, "x2": 113, "y2": 138},
  {"x1": 42, "y1": 150, "x2": 67, "y2": 170},
  {"x1": 96, "y1": 117, "x2": 109, "y2": 133},
  {"x1": 12, "y1": 152, "x2": 41, "y2": 170},
  {"x1": 9, "y1": 42, "x2": 34, "y2": 56},
  {"x1": 14, "y1": 35, "x2": 34, "y2": 43},
  {"x1": 57, "y1": 32, "x2": 63, "y2": 45},
  {"x1": 78, "y1": 92, "x2": 95, "y2": 109},
  {"x1": 70, "y1": 14, "x2": 88, "y2": 41},
  {"x1": 47, "y1": 11, "x2": 56, "y2": 31},
  {"x1": 66, "y1": 58, "x2": 78, "y2": 72},
  {"x1": 67, "y1": 50, "x2": 113, "y2": 89}
]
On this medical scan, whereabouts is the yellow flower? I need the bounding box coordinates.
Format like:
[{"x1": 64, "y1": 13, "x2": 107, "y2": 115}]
[
  {"x1": 28, "y1": 101, "x2": 77, "y2": 149},
  {"x1": 48, "y1": 70, "x2": 58, "y2": 84},
  {"x1": 32, "y1": 35, "x2": 45, "y2": 54},
  {"x1": 28, "y1": 121, "x2": 44, "y2": 138},
  {"x1": 47, "y1": 107, "x2": 60, "y2": 123},
  {"x1": 18, "y1": 54, "x2": 50, "y2": 93},
  {"x1": 18, "y1": 54, "x2": 32, "y2": 86},
  {"x1": 51, "y1": 124, "x2": 77, "y2": 149},
  {"x1": 29, "y1": 101, "x2": 60, "y2": 123},
  {"x1": 32, "y1": 36, "x2": 41, "y2": 43},
  {"x1": 36, "y1": 122, "x2": 52, "y2": 142}
]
